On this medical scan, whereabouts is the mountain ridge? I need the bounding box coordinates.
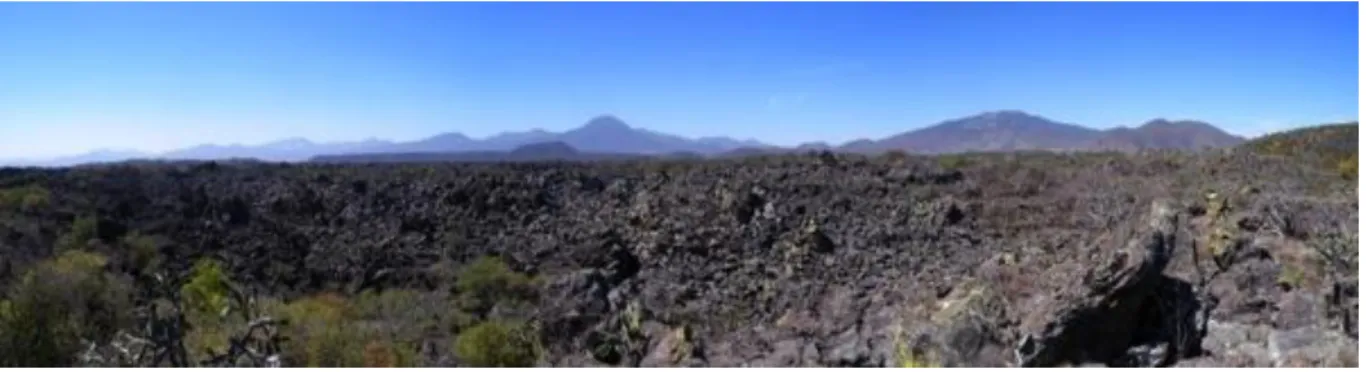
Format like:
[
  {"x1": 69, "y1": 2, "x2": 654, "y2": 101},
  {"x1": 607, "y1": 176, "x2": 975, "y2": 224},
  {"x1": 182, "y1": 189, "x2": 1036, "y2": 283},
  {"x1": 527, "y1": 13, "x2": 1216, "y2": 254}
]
[
  {"x1": 5, "y1": 111, "x2": 1255, "y2": 166},
  {"x1": 838, "y1": 110, "x2": 1245, "y2": 154}
]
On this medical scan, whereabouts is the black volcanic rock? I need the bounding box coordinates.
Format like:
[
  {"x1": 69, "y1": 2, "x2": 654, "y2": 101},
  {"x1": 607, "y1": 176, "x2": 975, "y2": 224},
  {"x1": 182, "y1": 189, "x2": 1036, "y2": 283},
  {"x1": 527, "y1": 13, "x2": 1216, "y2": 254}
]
[{"x1": 0, "y1": 145, "x2": 1355, "y2": 367}]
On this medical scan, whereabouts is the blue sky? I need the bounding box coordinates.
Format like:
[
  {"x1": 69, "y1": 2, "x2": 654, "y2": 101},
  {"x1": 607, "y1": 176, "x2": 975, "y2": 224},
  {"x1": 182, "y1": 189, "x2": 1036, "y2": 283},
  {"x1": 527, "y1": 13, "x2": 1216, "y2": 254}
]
[{"x1": 0, "y1": 2, "x2": 1357, "y2": 159}]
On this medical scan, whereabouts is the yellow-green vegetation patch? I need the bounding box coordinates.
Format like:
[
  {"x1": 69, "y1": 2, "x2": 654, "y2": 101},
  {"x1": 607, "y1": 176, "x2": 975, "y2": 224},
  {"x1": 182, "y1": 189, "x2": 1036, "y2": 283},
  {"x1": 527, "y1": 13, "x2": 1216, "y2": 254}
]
[
  {"x1": 444, "y1": 256, "x2": 545, "y2": 366},
  {"x1": 0, "y1": 184, "x2": 51, "y2": 212},
  {"x1": 362, "y1": 339, "x2": 418, "y2": 367},
  {"x1": 1242, "y1": 122, "x2": 1358, "y2": 175},
  {"x1": 354, "y1": 288, "x2": 426, "y2": 321},
  {"x1": 47, "y1": 249, "x2": 110, "y2": 273},
  {"x1": 931, "y1": 281, "x2": 1000, "y2": 326},
  {"x1": 181, "y1": 258, "x2": 234, "y2": 318},
  {"x1": 268, "y1": 292, "x2": 364, "y2": 367},
  {"x1": 55, "y1": 215, "x2": 99, "y2": 253},
  {"x1": 1202, "y1": 191, "x2": 1236, "y2": 268},
  {"x1": 668, "y1": 324, "x2": 696, "y2": 365},
  {"x1": 0, "y1": 250, "x2": 134, "y2": 367},
  {"x1": 237, "y1": 290, "x2": 422, "y2": 367},
  {"x1": 1245, "y1": 123, "x2": 1357, "y2": 156},
  {"x1": 1277, "y1": 263, "x2": 1306, "y2": 289},
  {"x1": 120, "y1": 231, "x2": 163, "y2": 274},
  {"x1": 891, "y1": 325, "x2": 938, "y2": 368},
  {"x1": 1337, "y1": 152, "x2": 1356, "y2": 180},
  {"x1": 454, "y1": 256, "x2": 539, "y2": 313},
  {"x1": 453, "y1": 319, "x2": 543, "y2": 367},
  {"x1": 183, "y1": 313, "x2": 236, "y2": 363},
  {"x1": 177, "y1": 258, "x2": 246, "y2": 362},
  {"x1": 1266, "y1": 237, "x2": 1329, "y2": 292},
  {"x1": 936, "y1": 153, "x2": 973, "y2": 169}
]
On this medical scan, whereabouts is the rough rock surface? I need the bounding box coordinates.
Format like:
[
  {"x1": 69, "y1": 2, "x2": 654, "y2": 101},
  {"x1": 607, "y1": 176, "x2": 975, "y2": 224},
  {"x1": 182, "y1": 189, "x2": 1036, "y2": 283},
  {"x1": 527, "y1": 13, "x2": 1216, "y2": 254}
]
[{"x1": 0, "y1": 150, "x2": 1356, "y2": 367}]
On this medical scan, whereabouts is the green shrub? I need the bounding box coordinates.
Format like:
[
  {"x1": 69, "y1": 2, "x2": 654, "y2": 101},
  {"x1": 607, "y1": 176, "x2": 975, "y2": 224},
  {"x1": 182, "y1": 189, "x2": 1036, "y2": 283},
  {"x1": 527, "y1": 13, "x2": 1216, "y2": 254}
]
[
  {"x1": 936, "y1": 154, "x2": 972, "y2": 169},
  {"x1": 455, "y1": 256, "x2": 539, "y2": 313},
  {"x1": 448, "y1": 308, "x2": 478, "y2": 333},
  {"x1": 1243, "y1": 123, "x2": 1359, "y2": 176},
  {"x1": 0, "y1": 185, "x2": 50, "y2": 212},
  {"x1": 263, "y1": 291, "x2": 423, "y2": 367},
  {"x1": 0, "y1": 251, "x2": 134, "y2": 367},
  {"x1": 181, "y1": 258, "x2": 233, "y2": 319},
  {"x1": 182, "y1": 308, "x2": 236, "y2": 363},
  {"x1": 453, "y1": 320, "x2": 542, "y2": 367},
  {"x1": 55, "y1": 215, "x2": 99, "y2": 253},
  {"x1": 353, "y1": 289, "x2": 422, "y2": 320},
  {"x1": 362, "y1": 339, "x2": 418, "y2": 367},
  {"x1": 300, "y1": 325, "x2": 368, "y2": 367},
  {"x1": 1338, "y1": 153, "x2": 1357, "y2": 180},
  {"x1": 266, "y1": 293, "x2": 370, "y2": 367},
  {"x1": 354, "y1": 289, "x2": 447, "y2": 338},
  {"x1": 120, "y1": 232, "x2": 162, "y2": 274},
  {"x1": 175, "y1": 258, "x2": 242, "y2": 362}
]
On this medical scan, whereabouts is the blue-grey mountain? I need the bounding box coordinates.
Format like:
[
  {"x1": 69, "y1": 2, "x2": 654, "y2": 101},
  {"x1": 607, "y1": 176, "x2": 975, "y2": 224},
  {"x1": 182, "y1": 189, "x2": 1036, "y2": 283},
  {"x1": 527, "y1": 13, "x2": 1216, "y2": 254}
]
[{"x1": 2, "y1": 111, "x2": 1250, "y2": 166}]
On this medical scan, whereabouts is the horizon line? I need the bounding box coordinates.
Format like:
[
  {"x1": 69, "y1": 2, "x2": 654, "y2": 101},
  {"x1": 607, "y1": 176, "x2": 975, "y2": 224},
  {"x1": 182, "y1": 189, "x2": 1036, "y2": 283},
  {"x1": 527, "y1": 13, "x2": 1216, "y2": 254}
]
[{"x1": 8, "y1": 110, "x2": 1358, "y2": 161}]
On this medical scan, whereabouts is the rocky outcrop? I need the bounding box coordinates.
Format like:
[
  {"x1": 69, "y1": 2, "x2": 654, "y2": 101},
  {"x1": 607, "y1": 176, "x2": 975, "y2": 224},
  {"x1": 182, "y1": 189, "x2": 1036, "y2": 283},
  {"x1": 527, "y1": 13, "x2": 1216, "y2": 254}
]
[
  {"x1": 0, "y1": 150, "x2": 1355, "y2": 367},
  {"x1": 1011, "y1": 201, "x2": 1204, "y2": 367},
  {"x1": 1177, "y1": 321, "x2": 1358, "y2": 367}
]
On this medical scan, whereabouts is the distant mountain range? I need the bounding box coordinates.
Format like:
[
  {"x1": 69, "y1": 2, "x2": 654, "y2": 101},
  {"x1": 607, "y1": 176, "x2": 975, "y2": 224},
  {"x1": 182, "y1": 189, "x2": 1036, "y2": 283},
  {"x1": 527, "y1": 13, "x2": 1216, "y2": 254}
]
[
  {"x1": 313, "y1": 141, "x2": 704, "y2": 164},
  {"x1": 4, "y1": 111, "x2": 1250, "y2": 166},
  {"x1": 832, "y1": 110, "x2": 1245, "y2": 154}
]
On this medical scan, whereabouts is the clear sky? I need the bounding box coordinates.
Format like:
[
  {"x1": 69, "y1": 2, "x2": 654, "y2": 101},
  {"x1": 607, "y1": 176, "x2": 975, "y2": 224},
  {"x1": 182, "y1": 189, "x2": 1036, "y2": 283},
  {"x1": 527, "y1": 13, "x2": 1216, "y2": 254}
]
[{"x1": 0, "y1": 2, "x2": 1358, "y2": 159}]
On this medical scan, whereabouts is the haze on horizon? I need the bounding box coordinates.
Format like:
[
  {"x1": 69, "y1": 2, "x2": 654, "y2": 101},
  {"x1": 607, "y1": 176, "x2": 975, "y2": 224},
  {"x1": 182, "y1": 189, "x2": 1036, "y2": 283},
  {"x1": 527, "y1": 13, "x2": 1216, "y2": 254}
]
[{"x1": 0, "y1": 2, "x2": 1357, "y2": 160}]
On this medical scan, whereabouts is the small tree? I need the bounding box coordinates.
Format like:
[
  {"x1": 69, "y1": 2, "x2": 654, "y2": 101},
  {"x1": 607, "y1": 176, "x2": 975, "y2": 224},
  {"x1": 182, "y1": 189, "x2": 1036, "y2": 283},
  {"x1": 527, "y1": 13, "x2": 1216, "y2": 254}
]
[
  {"x1": 0, "y1": 251, "x2": 134, "y2": 367},
  {"x1": 454, "y1": 256, "x2": 538, "y2": 314},
  {"x1": 453, "y1": 320, "x2": 542, "y2": 367},
  {"x1": 181, "y1": 258, "x2": 233, "y2": 318},
  {"x1": 55, "y1": 215, "x2": 99, "y2": 253},
  {"x1": 271, "y1": 293, "x2": 368, "y2": 367}
]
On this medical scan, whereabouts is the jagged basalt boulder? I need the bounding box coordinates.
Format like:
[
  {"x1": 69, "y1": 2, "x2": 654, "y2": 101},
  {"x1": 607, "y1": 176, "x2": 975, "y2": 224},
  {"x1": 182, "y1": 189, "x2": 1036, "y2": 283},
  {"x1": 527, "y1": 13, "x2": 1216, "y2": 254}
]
[{"x1": 1015, "y1": 201, "x2": 1193, "y2": 367}]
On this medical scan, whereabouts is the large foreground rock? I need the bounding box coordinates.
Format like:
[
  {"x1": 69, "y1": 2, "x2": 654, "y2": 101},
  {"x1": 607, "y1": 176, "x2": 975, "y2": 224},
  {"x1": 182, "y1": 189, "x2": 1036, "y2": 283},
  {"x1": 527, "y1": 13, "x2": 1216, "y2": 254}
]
[{"x1": 1014, "y1": 201, "x2": 1202, "y2": 367}]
